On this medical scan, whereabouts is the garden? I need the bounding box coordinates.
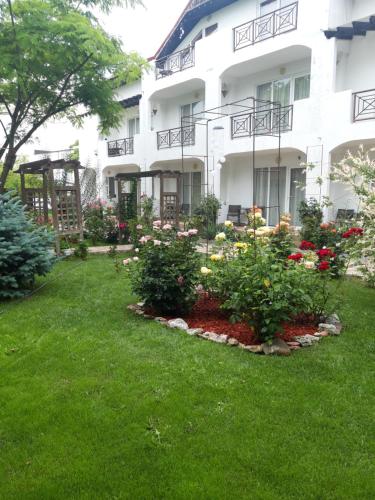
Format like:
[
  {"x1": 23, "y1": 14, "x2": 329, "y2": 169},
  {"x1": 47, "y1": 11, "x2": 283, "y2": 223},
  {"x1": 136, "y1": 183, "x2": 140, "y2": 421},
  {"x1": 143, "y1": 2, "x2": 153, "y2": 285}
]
[{"x1": 1, "y1": 149, "x2": 375, "y2": 497}]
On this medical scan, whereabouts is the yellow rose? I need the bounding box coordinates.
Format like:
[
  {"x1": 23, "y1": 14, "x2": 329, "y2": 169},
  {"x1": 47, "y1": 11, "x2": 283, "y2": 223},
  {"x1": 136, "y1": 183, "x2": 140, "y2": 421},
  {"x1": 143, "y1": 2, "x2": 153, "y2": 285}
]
[
  {"x1": 210, "y1": 254, "x2": 224, "y2": 262},
  {"x1": 201, "y1": 266, "x2": 212, "y2": 275},
  {"x1": 224, "y1": 220, "x2": 234, "y2": 228},
  {"x1": 215, "y1": 232, "x2": 226, "y2": 241}
]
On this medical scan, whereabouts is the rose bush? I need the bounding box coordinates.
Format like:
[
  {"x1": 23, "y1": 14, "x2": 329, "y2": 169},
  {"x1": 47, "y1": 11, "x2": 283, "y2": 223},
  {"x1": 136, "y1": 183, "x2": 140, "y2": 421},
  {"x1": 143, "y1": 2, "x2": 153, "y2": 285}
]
[{"x1": 127, "y1": 223, "x2": 200, "y2": 315}]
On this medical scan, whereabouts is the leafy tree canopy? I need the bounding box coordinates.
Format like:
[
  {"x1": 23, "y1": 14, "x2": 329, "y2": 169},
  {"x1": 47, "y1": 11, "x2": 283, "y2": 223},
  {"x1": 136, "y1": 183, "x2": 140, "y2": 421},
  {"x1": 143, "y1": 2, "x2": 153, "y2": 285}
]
[{"x1": 0, "y1": 0, "x2": 147, "y2": 189}]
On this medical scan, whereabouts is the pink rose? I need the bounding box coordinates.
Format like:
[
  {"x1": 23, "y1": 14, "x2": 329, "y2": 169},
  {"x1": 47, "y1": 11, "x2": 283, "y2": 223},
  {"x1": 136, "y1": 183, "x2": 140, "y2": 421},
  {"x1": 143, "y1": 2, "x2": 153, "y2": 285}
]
[
  {"x1": 153, "y1": 240, "x2": 162, "y2": 246},
  {"x1": 136, "y1": 224, "x2": 143, "y2": 230},
  {"x1": 153, "y1": 220, "x2": 162, "y2": 227},
  {"x1": 123, "y1": 259, "x2": 131, "y2": 266},
  {"x1": 162, "y1": 224, "x2": 172, "y2": 230},
  {"x1": 188, "y1": 229, "x2": 198, "y2": 236}
]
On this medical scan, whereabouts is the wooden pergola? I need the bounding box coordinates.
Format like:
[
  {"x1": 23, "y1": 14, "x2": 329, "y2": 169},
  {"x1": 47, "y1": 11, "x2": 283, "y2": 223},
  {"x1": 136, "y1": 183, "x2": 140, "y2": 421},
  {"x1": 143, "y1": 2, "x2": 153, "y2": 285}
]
[
  {"x1": 115, "y1": 170, "x2": 181, "y2": 226},
  {"x1": 16, "y1": 158, "x2": 84, "y2": 254}
]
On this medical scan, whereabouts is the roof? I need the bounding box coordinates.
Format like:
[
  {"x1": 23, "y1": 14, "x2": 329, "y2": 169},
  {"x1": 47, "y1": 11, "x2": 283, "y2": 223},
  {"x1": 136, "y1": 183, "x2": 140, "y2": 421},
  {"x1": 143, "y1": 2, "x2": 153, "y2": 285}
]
[
  {"x1": 119, "y1": 94, "x2": 142, "y2": 109},
  {"x1": 324, "y1": 16, "x2": 375, "y2": 40},
  {"x1": 153, "y1": 0, "x2": 239, "y2": 60}
]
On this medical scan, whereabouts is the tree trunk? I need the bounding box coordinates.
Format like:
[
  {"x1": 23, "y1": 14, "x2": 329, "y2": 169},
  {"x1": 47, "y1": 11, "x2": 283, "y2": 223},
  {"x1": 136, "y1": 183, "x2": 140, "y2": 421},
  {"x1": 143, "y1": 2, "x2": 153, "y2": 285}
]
[{"x1": 0, "y1": 149, "x2": 17, "y2": 193}]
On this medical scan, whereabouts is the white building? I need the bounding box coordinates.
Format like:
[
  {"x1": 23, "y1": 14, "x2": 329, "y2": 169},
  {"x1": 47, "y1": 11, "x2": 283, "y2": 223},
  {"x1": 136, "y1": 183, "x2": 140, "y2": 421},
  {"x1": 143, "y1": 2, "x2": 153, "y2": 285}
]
[{"x1": 90, "y1": 0, "x2": 375, "y2": 224}]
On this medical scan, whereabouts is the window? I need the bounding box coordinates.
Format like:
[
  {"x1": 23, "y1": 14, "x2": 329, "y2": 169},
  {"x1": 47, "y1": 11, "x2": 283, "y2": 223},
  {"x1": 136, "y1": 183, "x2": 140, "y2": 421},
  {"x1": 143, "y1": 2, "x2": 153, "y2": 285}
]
[
  {"x1": 180, "y1": 171, "x2": 202, "y2": 215},
  {"x1": 128, "y1": 117, "x2": 140, "y2": 137},
  {"x1": 106, "y1": 177, "x2": 116, "y2": 199},
  {"x1": 257, "y1": 78, "x2": 291, "y2": 107},
  {"x1": 181, "y1": 101, "x2": 205, "y2": 123},
  {"x1": 205, "y1": 23, "x2": 218, "y2": 37},
  {"x1": 294, "y1": 74, "x2": 311, "y2": 101},
  {"x1": 255, "y1": 167, "x2": 287, "y2": 226},
  {"x1": 191, "y1": 30, "x2": 203, "y2": 46},
  {"x1": 260, "y1": 0, "x2": 290, "y2": 15},
  {"x1": 289, "y1": 168, "x2": 306, "y2": 225}
]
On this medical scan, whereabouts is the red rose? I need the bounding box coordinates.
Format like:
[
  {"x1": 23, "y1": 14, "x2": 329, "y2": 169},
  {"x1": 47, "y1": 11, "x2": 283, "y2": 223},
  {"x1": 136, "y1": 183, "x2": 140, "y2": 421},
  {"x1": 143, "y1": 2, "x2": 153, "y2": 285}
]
[
  {"x1": 316, "y1": 248, "x2": 336, "y2": 260},
  {"x1": 118, "y1": 222, "x2": 127, "y2": 230},
  {"x1": 299, "y1": 240, "x2": 316, "y2": 250},
  {"x1": 287, "y1": 253, "x2": 304, "y2": 261},
  {"x1": 342, "y1": 227, "x2": 363, "y2": 238},
  {"x1": 318, "y1": 261, "x2": 330, "y2": 271}
]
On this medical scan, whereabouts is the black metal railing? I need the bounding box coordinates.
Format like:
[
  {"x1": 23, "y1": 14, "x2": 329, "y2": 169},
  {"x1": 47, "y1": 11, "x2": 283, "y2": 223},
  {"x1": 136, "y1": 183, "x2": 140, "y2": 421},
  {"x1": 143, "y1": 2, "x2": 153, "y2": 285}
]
[
  {"x1": 107, "y1": 137, "x2": 134, "y2": 157},
  {"x1": 231, "y1": 105, "x2": 293, "y2": 139},
  {"x1": 155, "y1": 46, "x2": 195, "y2": 79},
  {"x1": 233, "y1": 2, "x2": 298, "y2": 51},
  {"x1": 353, "y1": 89, "x2": 375, "y2": 122},
  {"x1": 157, "y1": 125, "x2": 195, "y2": 149}
]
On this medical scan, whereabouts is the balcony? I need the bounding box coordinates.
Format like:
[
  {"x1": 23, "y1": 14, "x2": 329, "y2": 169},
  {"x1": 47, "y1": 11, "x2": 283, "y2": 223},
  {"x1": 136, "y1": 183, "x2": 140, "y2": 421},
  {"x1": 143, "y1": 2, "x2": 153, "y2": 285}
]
[
  {"x1": 353, "y1": 89, "x2": 375, "y2": 122},
  {"x1": 155, "y1": 46, "x2": 195, "y2": 79},
  {"x1": 231, "y1": 105, "x2": 293, "y2": 139},
  {"x1": 157, "y1": 125, "x2": 195, "y2": 149},
  {"x1": 107, "y1": 138, "x2": 134, "y2": 157},
  {"x1": 233, "y1": 2, "x2": 298, "y2": 51}
]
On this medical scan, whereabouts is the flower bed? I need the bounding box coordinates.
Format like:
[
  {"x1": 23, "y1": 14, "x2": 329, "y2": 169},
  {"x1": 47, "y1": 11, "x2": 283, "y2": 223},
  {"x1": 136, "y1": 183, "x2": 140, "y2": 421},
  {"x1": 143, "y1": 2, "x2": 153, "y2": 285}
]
[{"x1": 165, "y1": 295, "x2": 317, "y2": 346}]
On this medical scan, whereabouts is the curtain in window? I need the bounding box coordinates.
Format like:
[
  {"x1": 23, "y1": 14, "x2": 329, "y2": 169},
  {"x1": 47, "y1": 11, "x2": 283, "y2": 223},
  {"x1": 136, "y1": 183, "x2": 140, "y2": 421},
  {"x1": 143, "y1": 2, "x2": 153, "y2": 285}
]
[
  {"x1": 269, "y1": 167, "x2": 286, "y2": 226},
  {"x1": 289, "y1": 168, "x2": 306, "y2": 225},
  {"x1": 294, "y1": 75, "x2": 310, "y2": 101},
  {"x1": 255, "y1": 168, "x2": 269, "y2": 220}
]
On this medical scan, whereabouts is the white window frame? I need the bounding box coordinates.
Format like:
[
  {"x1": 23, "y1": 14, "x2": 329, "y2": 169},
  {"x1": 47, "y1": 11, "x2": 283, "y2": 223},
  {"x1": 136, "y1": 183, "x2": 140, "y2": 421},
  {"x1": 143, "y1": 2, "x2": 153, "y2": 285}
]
[
  {"x1": 257, "y1": 72, "x2": 311, "y2": 106},
  {"x1": 128, "y1": 116, "x2": 140, "y2": 137}
]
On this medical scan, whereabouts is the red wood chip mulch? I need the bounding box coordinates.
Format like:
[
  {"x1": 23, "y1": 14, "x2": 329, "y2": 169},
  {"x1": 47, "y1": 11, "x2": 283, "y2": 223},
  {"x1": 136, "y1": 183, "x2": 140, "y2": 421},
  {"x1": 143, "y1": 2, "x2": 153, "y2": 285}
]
[{"x1": 180, "y1": 295, "x2": 317, "y2": 345}]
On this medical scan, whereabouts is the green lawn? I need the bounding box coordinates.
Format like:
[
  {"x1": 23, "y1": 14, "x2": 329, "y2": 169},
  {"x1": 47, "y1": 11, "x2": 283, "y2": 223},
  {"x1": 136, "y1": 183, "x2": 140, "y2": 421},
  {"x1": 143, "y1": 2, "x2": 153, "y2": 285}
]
[{"x1": 0, "y1": 256, "x2": 374, "y2": 499}]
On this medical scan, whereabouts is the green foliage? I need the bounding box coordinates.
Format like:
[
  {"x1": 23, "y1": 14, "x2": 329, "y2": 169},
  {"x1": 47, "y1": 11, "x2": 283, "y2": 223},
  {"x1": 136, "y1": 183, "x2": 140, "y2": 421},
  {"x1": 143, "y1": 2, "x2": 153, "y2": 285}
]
[
  {"x1": 83, "y1": 200, "x2": 119, "y2": 245},
  {"x1": 0, "y1": 0, "x2": 148, "y2": 188},
  {"x1": 0, "y1": 192, "x2": 55, "y2": 299},
  {"x1": 129, "y1": 227, "x2": 200, "y2": 315},
  {"x1": 298, "y1": 198, "x2": 323, "y2": 243},
  {"x1": 331, "y1": 147, "x2": 375, "y2": 287},
  {"x1": 73, "y1": 241, "x2": 89, "y2": 260},
  {"x1": 206, "y1": 243, "x2": 315, "y2": 342},
  {"x1": 193, "y1": 194, "x2": 221, "y2": 239}
]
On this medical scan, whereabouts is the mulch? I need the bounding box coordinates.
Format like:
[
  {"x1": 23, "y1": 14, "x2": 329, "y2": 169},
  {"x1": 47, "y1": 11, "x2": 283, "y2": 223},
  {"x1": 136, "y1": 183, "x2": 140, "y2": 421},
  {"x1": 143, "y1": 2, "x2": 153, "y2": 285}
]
[{"x1": 179, "y1": 295, "x2": 317, "y2": 345}]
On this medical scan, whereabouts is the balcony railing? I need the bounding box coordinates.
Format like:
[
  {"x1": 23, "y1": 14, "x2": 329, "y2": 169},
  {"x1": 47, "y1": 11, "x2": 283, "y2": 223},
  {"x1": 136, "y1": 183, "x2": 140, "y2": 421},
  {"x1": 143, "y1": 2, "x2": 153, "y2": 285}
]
[
  {"x1": 155, "y1": 46, "x2": 195, "y2": 79},
  {"x1": 231, "y1": 105, "x2": 293, "y2": 139},
  {"x1": 107, "y1": 137, "x2": 134, "y2": 157},
  {"x1": 157, "y1": 125, "x2": 195, "y2": 149},
  {"x1": 233, "y1": 2, "x2": 298, "y2": 51},
  {"x1": 353, "y1": 89, "x2": 375, "y2": 122}
]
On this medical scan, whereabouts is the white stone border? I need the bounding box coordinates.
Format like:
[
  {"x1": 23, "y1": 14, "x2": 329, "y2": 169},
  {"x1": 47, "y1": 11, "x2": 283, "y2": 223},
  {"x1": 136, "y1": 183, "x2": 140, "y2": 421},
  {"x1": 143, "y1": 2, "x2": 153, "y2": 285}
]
[{"x1": 127, "y1": 303, "x2": 343, "y2": 356}]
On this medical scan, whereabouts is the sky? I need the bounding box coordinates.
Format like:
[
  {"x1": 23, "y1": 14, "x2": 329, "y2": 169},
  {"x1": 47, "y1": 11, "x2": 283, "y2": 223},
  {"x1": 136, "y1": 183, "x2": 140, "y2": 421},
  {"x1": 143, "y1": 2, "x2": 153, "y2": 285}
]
[{"x1": 100, "y1": 0, "x2": 188, "y2": 58}]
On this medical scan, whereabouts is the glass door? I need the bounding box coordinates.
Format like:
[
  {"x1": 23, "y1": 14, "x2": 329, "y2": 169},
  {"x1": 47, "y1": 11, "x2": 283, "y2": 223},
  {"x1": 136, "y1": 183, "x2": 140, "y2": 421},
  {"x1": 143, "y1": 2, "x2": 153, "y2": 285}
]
[
  {"x1": 289, "y1": 168, "x2": 306, "y2": 225},
  {"x1": 255, "y1": 167, "x2": 286, "y2": 225}
]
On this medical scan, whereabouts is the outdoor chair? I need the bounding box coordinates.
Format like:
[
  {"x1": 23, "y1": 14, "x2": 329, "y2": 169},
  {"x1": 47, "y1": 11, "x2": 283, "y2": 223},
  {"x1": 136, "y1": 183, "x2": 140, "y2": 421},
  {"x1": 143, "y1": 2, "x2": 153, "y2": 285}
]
[
  {"x1": 227, "y1": 205, "x2": 241, "y2": 225},
  {"x1": 336, "y1": 209, "x2": 355, "y2": 220}
]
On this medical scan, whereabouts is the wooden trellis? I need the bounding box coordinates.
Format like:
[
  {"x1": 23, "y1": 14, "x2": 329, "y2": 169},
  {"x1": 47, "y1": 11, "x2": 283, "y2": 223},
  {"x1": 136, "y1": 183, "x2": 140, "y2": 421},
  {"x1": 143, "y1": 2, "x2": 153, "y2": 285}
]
[
  {"x1": 17, "y1": 158, "x2": 84, "y2": 254},
  {"x1": 115, "y1": 170, "x2": 181, "y2": 226}
]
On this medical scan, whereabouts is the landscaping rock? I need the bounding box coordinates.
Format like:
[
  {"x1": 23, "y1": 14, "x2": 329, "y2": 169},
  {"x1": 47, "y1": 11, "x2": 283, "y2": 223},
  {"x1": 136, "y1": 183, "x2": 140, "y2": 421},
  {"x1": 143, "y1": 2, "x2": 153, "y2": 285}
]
[
  {"x1": 200, "y1": 332, "x2": 212, "y2": 339},
  {"x1": 294, "y1": 334, "x2": 320, "y2": 347},
  {"x1": 325, "y1": 313, "x2": 341, "y2": 325},
  {"x1": 135, "y1": 309, "x2": 145, "y2": 316},
  {"x1": 213, "y1": 334, "x2": 228, "y2": 344},
  {"x1": 137, "y1": 302, "x2": 145, "y2": 308},
  {"x1": 262, "y1": 338, "x2": 291, "y2": 356},
  {"x1": 319, "y1": 323, "x2": 340, "y2": 336},
  {"x1": 143, "y1": 314, "x2": 154, "y2": 319},
  {"x1": 127, "y1": 304, "x2": 141, "y2": 311},
  {"x1": 244, "y1": 345, "x2": 263, "y2": 354},
  {"x1": 154, "y1": 317, "x2": 167, "y2": 323},
  {"x1": 287, "y1": 341, "x2": 301, "y2": 347},
  {"x1": 227, "y1": 338, "x2": 239, "y2": 346},
  {"x1": 186, "y1": 328, "x2": 203, "y2": 336},
  {"x1": 168, "y1": 318, "x2": 189, "y2": 331},
  {"x1": 314, "y1": 330, "x2": 329, "y2": 337}
]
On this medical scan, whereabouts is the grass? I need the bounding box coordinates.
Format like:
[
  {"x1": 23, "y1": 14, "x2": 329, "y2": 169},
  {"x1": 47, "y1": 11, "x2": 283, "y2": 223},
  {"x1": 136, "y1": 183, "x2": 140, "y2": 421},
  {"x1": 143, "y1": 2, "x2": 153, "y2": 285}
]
[{"x1": 0, "y1": 255, "x2": 374, "y2": 499}]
